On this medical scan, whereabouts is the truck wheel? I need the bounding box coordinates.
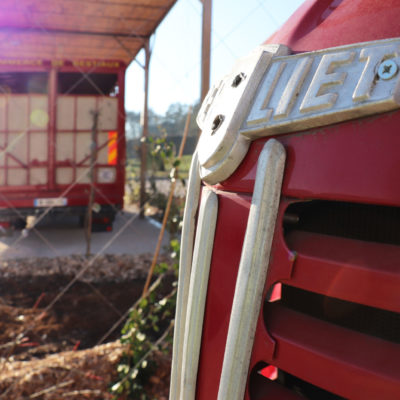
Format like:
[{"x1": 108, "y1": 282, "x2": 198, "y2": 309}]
[
  {"x1": 78, "y1": 215, "x2": 85, "y2": 228},
  {"x1": 79, "y1": 212, "x2": 115, "y2": 232},
  {"x1": 12, "y1": 218, "x2": 27, "y2": 230},
  {"x1": 91, "y1": 212, "x2": 115, "y2": 232}
]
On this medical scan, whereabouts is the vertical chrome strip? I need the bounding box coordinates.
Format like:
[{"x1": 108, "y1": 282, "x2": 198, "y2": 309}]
[
  {"x1": 170, "y1": 152, "x2": 201, "y2": 400},
  {"x1": 217, "y1": 139, "x2": 286, "y2": 400},
  {"x1": 180, "y1": 187, "x2": 218, "y2": 399}
]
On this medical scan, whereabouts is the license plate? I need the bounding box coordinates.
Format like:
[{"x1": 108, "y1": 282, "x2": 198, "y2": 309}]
[{"x1": 34, "y1": 197, "x2": 68, "y2": 207}]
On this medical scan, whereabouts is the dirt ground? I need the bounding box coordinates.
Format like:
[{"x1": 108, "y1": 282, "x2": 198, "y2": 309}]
[{"x1": 0, "y1": 254, "x2": 171, "y2": 399}]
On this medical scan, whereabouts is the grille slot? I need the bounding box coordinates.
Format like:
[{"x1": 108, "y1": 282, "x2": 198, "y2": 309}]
[
  {"x1": 280, "y1": 285, "x2": 400, "y2": 344},
  {"x1": 284, "y1": 200, "x2": 400, "y2": 246},
  {"x1": 249, "y1": 362, "x2": 345, "y2": 400},
  {"x1": 277, "y1": 371, "x2": 346, "y2": 400}
]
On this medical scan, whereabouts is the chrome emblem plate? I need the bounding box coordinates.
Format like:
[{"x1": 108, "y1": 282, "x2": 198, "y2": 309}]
[
  {"x1": 197, "y1": 38, "x2": 400, "y2": 184},
  {"x1": 241, "y1": 38, "x2": 400, "y2": 137}
]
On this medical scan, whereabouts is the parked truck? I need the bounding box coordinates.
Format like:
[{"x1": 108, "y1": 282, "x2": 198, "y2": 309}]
[
  {"x1": 170, "y1": 0, "x2": 400, "y2": 399},
  {"x1": 0, "y1": 59, "x2": 126, "y2": 231}
]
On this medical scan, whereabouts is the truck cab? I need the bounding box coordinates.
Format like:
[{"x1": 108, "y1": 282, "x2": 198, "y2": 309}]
[{"x1": 170, "y1": 0, "x2": 400, "y2": 399}]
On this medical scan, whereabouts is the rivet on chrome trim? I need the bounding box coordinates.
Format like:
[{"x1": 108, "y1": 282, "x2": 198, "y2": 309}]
[{"x1": 196, "y1": 44, "x2": 290, "y2": 185}]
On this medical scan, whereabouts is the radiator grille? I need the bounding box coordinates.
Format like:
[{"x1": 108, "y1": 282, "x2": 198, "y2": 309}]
[
  {"x1": 284, "y1": 200, "x2": 400, "y2": 246},
  {"x1": 280, "y1": 285, "x2": 400, "y2": 344}
]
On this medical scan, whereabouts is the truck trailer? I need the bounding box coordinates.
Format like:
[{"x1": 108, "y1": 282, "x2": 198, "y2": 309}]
[{"x1": 0, "y1": 59, "x2": 126, "y2": 231}]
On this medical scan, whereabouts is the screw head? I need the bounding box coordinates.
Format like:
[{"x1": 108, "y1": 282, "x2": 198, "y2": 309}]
[
  {"x1": 211, "y1": 114, "x2": 224, "y2": 134},
  {"x1": 231, "y1": 72, "x2": 246, "y2": 88},
  {"x1": 378, "y1": 59, "x2": 398, "y2": 80}
]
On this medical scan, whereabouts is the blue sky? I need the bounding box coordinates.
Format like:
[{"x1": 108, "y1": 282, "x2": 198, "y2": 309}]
[{"x1": 125, "y1": 0, "x2": 304, "y2": 115}]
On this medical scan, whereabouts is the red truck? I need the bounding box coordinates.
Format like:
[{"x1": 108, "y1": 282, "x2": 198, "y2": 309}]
[
  {"x1": 0, "y1": 59, "x2": 126, "y2": 231},
  {"x1": 170, "y1": 0, "x2": 400, "y2": 399}
]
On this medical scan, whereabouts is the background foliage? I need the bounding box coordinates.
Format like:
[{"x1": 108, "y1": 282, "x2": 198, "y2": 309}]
[{"x1": 111, "y1": 240, "x2": 180, "y2": 399}]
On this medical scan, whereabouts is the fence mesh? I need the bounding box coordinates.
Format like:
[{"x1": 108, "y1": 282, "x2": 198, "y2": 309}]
[{"x1": 0, "y1": 0, "x2": 285, "y2": 398}]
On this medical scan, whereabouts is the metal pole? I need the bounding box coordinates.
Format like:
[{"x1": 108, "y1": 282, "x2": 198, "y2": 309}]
[
  {"x1": 201, "y1": 0, "x2": 212, "y2": 103},
  {"x1": 140, "y1": 39, "x2": 151, "y2": 218}
]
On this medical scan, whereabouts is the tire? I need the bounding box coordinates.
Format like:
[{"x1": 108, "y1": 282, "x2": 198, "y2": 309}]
[{"x1": 12, "y1": 218, "x2": 27, "y2": 230}]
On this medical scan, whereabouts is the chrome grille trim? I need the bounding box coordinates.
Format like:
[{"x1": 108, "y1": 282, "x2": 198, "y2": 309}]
[
  {"x1": 170, "y1": 152, "x2": 201, "y2": 400},
  {"x1": 179, "y1": 187, "x2": 218, "y2": 399},
  {"x1": 217, "y1": 139, "x2": 286, "y2": 400}
]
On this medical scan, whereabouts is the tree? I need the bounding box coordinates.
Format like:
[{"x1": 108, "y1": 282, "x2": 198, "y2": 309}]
[{"x1": 126, "y1": 101, "x2": 201, "y2": 140}]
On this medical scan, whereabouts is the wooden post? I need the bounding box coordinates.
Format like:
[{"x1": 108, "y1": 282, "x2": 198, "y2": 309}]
[
  {"x1": 201, "y1": 0, "x2": 212, "y2": 103},
  {"x1": 85, "y1": 110, "x2": 99, "y2": 257},
  {"x1": 48, "y1": 68, "x2": 57, "y2": 190},
  {"x1": 142, "y1": 107, "x2": 192, "y2": 297},
  {"x1": 140, "y1": 39, "x2": 151, "y2": 218}
]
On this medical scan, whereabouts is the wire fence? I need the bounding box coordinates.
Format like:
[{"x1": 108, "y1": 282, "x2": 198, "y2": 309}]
[{"x1": 0, "y1": 0, "x2": 284, "y2": 397}]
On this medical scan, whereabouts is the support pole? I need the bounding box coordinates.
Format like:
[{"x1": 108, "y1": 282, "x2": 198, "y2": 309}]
[
  {"x1": 48, "y1": 68, "x2": 57, "y2": 190},
  {"x1": 85, "y1": 110, "x2": 99, "y2": 257},
  {"x1": 142, "y1": 107, "x2": 192, "y2": 297},
  {"x1": 201, "y1": 0, "x2": 212, "y2": 103},
  {"x1": 140, "y1": 39, "x2": 151, "y2": 218}
]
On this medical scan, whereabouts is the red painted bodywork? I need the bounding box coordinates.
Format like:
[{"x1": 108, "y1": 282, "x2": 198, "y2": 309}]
[
  {"x1": 267, "y1": 0, "x2": 400, "y2": 53},
  {"x1": 194, "y1": 0, "x2": 400, "y2": 399},
  {"x1": 0, "y1": 59, "x2": 126, "y2": 217}
]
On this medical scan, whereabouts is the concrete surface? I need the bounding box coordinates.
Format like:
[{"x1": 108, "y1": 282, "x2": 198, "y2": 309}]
[{"x1": 0, "y1": 209, "x2": 169, "y2": 260}]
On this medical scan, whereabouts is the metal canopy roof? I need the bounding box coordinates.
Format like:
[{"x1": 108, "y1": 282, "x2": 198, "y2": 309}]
[{"x1": 0, "y1": 0, "x2": 177, "y2": 64}]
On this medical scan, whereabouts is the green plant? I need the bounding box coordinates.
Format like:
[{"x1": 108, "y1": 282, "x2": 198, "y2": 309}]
[
  {"x1": 143, "y1": 135, "x2": 187, "y2": 237},
  {"x1": 147, "y1": 135, "x2": 175, "y2": 180},
  {"x1": 111, "y1": 240, "x2": 180, "y2": 399}
]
